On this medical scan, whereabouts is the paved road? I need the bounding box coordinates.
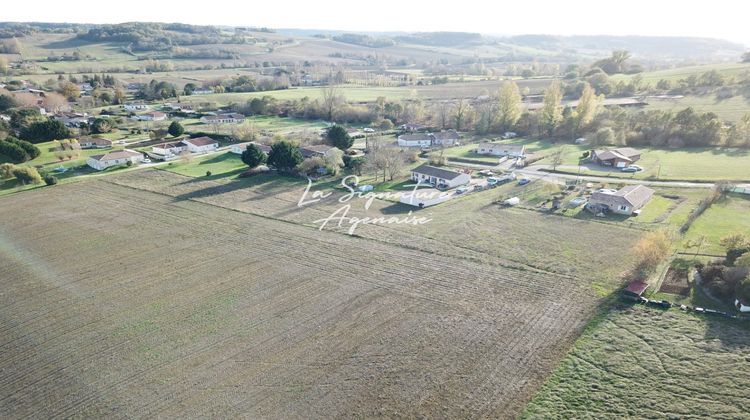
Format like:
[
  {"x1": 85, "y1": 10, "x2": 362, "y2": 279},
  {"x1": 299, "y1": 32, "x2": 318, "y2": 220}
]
[{"x1": 441, "y1": 159, "x2": 728, "y2": 189}]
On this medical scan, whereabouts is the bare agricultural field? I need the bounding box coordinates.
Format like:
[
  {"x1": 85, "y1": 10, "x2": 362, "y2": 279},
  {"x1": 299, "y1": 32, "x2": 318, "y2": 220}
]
[{"x1": 0, "y1": 170, "x2": 641, "y2": 418}]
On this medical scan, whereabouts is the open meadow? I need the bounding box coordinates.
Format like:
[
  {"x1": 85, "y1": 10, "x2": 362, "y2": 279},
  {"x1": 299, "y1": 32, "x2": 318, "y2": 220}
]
[
  {"x1": 524, "y1": 305, "x2": 750, "y2": 419},
  {"x1": 0, "y1": 167, "x2": 645, "y2": 418}
]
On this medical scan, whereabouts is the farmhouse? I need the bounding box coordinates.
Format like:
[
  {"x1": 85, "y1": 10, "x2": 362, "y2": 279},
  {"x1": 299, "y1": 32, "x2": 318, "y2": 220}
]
[
  {"x1": 300, "y1": 144, "x2": 337, "y2": 158},
  {"x1": 410, "y1": 164, "x2": 471, "y2": 189},
  {"x1": 591, "y1": 147, "x2": 641, "y2": 168},
  {"x1": 78, "y1": 137, "x2": 112, "y2": 149},
  {"x1": 124, "y1": 103, "x2": 149, "y2": 111},
  {"x1": 476, "y1": 142, "x2": 526, "y2": 158},
  {"x1": 139, "y1": 111, "x2": 167, "y2": 122},
  {"x1": 86, "y1": 150, "x2": 143, "y2": 171},
  {"x1": 200, "y1": 113, "x2": 244, "y2": 124},
  {"x1": 587, "y1": 185, "x2": 654, "y2": 216},
  {"x1": 230, "y1": 142, "x2": 272, "y2": 155},
  {"x1": 400, "y1": 188, "x2": 453, "y2": 208},
  {"x1": 182, "y1": 136, "x2": 220, "y2": 153}
]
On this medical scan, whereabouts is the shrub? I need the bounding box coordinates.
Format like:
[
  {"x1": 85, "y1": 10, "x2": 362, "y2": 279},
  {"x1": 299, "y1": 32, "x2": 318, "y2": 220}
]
[
  {"x1": 327, "y1": 125, "x2": 353, "y2": 150},
  {"x1": 0, "y1": 140, "x2": 29, "y2": 163},
  {"x1": 4, "y1": 136, "x2": 41, "y2": 160},
  {"x1": 168, "y1": 121, "x2": 184, "y2": 137},
  {"x1": 631, "y1": 230, "x2": 671, "y2": 275},
  {"x1": 241, "y1": 143, "x2": 266, "y2": 168},
  {"x1": 43, "y1": 174, "x2": 58, "y2": 185},
  {"x1": 205, "y1": 170, "x2": 212, "y2": 177},
  {"x1": 11, "y1": 166, "x2": 42, "y2": 184},
  {"x1": 0, "y1": 162, "x2": 15, "y2": 178}
]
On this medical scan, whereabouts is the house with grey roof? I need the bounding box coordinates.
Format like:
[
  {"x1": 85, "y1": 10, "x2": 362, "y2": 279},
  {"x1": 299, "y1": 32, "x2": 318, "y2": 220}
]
[
  {"x1": 410, "y1": 164, "x2": 471, "y2": 189},
  {"x1": 591, "y1": 147, "x2": 641, "y2": 168},
  {"x1": 587, "y1": 185, "x2": 654, "y2": 216},
  {"x1": 476, "y1": 142, "x2": 526, "y2": 158}
]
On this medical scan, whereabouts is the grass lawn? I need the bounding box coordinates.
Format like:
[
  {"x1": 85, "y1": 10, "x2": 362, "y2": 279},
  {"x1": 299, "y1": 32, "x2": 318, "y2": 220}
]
[
  {"x1": 160, "y1": 152, "x2": 247, "y2": 179},
  {"x1": 633, "y1": 194, "x2": 676, "y2": 223},
  {"x1": 524, "y1": 305, "x2": 750, "y2": 419},
  {"x1": 681, "y1": 193, "x2": 750, "y2": 254}
]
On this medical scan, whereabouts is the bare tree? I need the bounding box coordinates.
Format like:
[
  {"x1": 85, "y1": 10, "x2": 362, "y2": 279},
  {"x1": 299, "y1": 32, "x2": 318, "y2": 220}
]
[{"x1": 321, "y1": 84, "x2": 342, "y2": 122}]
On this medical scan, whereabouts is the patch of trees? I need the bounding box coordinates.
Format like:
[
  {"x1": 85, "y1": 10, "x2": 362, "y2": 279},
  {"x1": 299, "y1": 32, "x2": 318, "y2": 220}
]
[
  {"x1": 592, "y1": 50, "x2": 642, "y2": 75},
  {"x1": 136, "y1": 80, "x2": 178, "y2": 101},
  {"x1": 395, "y1": 32, "x2": 482, "y2": 47},
  {"x1": 0, "y1": 136, "x2": 41, "y2": 163},
  {"x1": 0, "y1": 38, "x2": 21, "y2": 54},
  {"x1": 326, "y1": 125, "x2": 353, "y2": 150},
  {"x1": 697, "y1": 234, "x2": 750, "y2": 303},
  {"x1": 19, "y1": 119, "x2": 71, "y2": 143},
  {"x1": 77, "y1": 22, "x2": 238, "y2": 52},
  {"x1": 332, "y1": 34, "x2": 395, "y2": 48}
]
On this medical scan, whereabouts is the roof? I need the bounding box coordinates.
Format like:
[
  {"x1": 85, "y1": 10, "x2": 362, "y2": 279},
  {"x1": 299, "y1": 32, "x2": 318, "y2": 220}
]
[
  {"x1": 432, "y1": 130, "x2": 460, "y2": 140},
  {"x1": 234, "y1": 142, "x2": 271, "y2": 153},
  {"x1": 300, "y1": 144, "x2": 336, "y2": 158},
  {"x1": 80, "y1": 137, "x2": 111, "y2": 146},
  {"x1": 399, "y1": 133, "x2": 432, "y2": 142},
  {"x1": 590, "y1": 185, "x2": 654, "y2": 208},
  {"x1": 411, "y1": 164, "x2": 465, "y2": 180},
  {"x1": 594, "y1": 147, "x2": 640, "y2": 162},
  {"x1": 153, "y1": 141, "x2": 185, "y2": 150},
  {"x1": 183, "y1": 136, "x2": 218, "y2": 147},
  {"x1": 478, "y1": 142, "x2": 525, "y2": 154},
  {"x1": 624, "y1": 281, "x2": 649, "y2": 296},
  {"x1": 89, "y1": 150, "x2": 141, "y2": 162}
]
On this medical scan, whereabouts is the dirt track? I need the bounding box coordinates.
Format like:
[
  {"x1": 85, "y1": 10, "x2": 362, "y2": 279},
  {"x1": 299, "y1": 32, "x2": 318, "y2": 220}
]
[{"x1": 0, "y1": 174, "x2": 640, "y2": 418}]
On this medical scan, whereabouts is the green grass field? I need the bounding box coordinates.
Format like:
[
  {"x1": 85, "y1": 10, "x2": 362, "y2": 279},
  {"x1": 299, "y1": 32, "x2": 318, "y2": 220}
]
[
  {"x1": 681, "y1": 193, "x2": 750, "y2": 254},
  {"x1": 611, "y1": 62, "x2": 750, "y2": 85},
  {"x1": 644, "y1": 94, "x2": 750, "y2": 123},
  {"x1": 524, "y1": 305, "x2": 750, "y2": 419},
  {"x1": 160, "y1": 152, "x2": 247, "y2": 179}
]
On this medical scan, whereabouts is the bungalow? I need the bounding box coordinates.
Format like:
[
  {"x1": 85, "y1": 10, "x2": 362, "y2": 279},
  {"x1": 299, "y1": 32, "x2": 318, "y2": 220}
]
[
  {"x1": 587, "y1": 185, "x2": 654, "y2": 216},
  {"x1": 591, "y1": 147, "x2": 641, "y2": 168},
  {"x1": 192, "y1": 88, "x2": 213, "y2": 95},
  {"x1": 431, "y1": 130, "x2": 460, "y2": 147},
  {"x1": 300, "y1": 144, "x2": 337, "y2": 159},
  {"x1": 152, "y1": 141, "x2": 188, "y2": 158},
  {"x1": 230, "y1": 142, "x2": 272, "y2": 155},
  {"x1": 182, "y1": 136, "x2": 220, "y2": 153},
  {"x1": 124, "y1": 103, "x2": 149, "y2": 111},
  {"x1": 78, "y1": 137, "x2": 112, "y2": 149},
  {"x1": 410, "y1": 164, "x2": 471, "y2": 189},
  {"x1": 200, "y1": 113, "x2": 244, "y2": 124},
  {"x1": 397, "y1": 133, "x2": 433, "y2": 148},
  {"x1": 86, "y1": 150, "x2": 143, "y2": 171},
  {"x1": 52, "y1": 112, "x2": 91, "y2": 128},
  {"x1": 401, "y1": 123, "x2": 427, "y2": 132},
  {"x1": 139, "y1": 111, "x2": 167, "y2": 122},
  {"x1": 476, "y1": 142, "x2": 526, "y2": 158}
]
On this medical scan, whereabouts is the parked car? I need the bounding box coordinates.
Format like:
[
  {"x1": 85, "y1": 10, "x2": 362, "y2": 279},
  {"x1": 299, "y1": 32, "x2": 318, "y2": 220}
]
[
  {"x1": 473, "y1": 184, "x2": 485, "y2": 192},
  {"x1": 621, "y1": 165, "x2": 643, "y2": 173},
  {"x1": 574, "y1": 137, "x2": 587, "y2": 144},
  {"x1": 455, "y1": 186, "x2": 469, "y2": 194},
  {"x1": 568, "y1": 197, "x2": 587, "y2": 207},
  {"x1": 478, "y1": 170, "x2": 495, "y2": 177},
  {"x1": 437, "y1": 182, "x2": 449, "y2": 190},
  {"x1": 517, "y1": 178, "x2": 531, "y2": 186},
  {"x1": 363, "y1": 127, "x2": 375, "y2": 133},
  {"x1": 53, "y1": 166, "x2": 68, "y2": 173},
  {"x1": 487, "y1": 177, "x2": 500, "y2": 186},
  {"x1": 501, "y1": 131, "x2": 517, "y2": 139},
  {"x1": 142, "y1": 158, "x2": 152, "y2": 164},
  {"x1": 358, "y1": 185, "x2": 374, "y2": 192}
]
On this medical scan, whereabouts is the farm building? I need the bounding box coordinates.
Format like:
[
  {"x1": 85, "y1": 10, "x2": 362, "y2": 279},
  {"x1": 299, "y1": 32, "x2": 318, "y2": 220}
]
[
  {"x1": 591, "y1": 147, "x2": 641, "y2": 168},
  {"x1": 399, "y1": 188, "x2": 453, "y2": 208},
  {"x1": 200, "y1": 113, "x2": 244, "y2": 124},
  {"x1": 300, "y1": 144, "x2": 338, "y2": 158},
  {"x1": 230, "y1": 142, "x2": 272, "y2": 155},
  {"x1": 124, "y1": 103, "x2": 149, "y2": 111},
  {"x1": 476, "y1": 142, "x2": 526, "y2": 158},
  {"x1": 78, "y1": 137, "x2": 112, "y2": 149},
  {"x1": 183, "y1": 137, "x2": 220, "y2": 153},
  {"x1": 86, "y1": 150, "x2": 143, "y2": 171},
  {"x1": 410, "y1": 165, "x2": 471, "y2": 189},
  {"x1": 623, "y1": 280, "x2": 650, "y2": 299},
  {"x1": 587, "y1": 185, "x2": 654, "y2": 216}
]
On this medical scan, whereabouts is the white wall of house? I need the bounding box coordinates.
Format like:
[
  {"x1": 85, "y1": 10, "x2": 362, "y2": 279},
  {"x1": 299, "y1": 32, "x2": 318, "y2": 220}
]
[
  {"x1": 410, "y1": 172, "x2": 470, "y2": 189},
  {"x1": 86, "y1": 155, "x2": 143, "y2": 171},
  {"x1": 398, "y1": 138, "x2": 431, "y2": 148},
  {"x1": 185, "y1": 143, "x2": 219, "y2": 153},
  {"x1": 152, "y1": 145, "x2": 187, "y2": 157}
]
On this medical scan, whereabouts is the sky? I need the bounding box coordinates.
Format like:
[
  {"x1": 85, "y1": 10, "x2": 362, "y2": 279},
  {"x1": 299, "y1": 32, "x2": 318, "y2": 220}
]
[{"x1": 5, "y1": 0, "x2": 750, "y2": 46}]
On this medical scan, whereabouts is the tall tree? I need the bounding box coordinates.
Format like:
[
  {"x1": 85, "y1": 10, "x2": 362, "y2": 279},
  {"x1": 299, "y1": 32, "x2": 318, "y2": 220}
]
[
  {"x1": 321, "y1": 84, "x2": 342, "y2": 122},
  {"x1": 574, "y1": 83, "x2": 600, "y2": 136},
  {"x1": 539, "y1": 82, "x2": 563, "y2": 137},
  {"x1": 267, "y1": 140, "x2": 303, "y2": 172},
  {"x1": 327, "y1": 125, "x2": 353, "y2": 150},
  {"x1": 168, "y1": 121, "x2": 184, "y2": 138},
  {"x1": 496, "y1": 82, "x2": 522, "y2": 132},
  {"x1": 241, "y1": 143, "x2": 267, "y2": 168}
]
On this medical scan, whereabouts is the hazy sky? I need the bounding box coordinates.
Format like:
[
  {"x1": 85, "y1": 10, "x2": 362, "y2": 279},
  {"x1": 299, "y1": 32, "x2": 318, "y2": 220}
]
[{"x1": 6, "y1": 0, "x2": 750, "y2": 45}]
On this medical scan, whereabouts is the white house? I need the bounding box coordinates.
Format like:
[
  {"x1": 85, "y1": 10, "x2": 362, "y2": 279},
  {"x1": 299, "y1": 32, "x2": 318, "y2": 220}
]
[
  {"x1": 431, "y1": 130, "x2": 460, "y2": 147},
  {"x1": 735, "y1": 299, "x2": 750, "y2": 313},
  {"x1": 400, "y1": 188, "x2": 453, "y2": 208},
  {"x1": 86, "y1": 150, "x2": 143, "y2": 171},
  {"x1": 182, "y1": 136, "x2": 220, "y2": 153},
  {"x1": 152, "y1": 141, "x2": 188, "y2": 159},
  {"x1": 587, "y1": 185, "x2": 655, "y2": 216},
  {"x1": 78, "y1": 137, "x2": 112, "y2": 149},
  {"x1": 124, "y1": 103, "x2": 150, "y2": 111},
  {"x1": 476, "y1": 142, "x2": 526, "y2": 158},
  {"x1": 192, "y1": 88, "x2": 213, "y2": 95},
  {"x1": 398, "y1": 133, "x2": 433, "y2": 148},
  {"x1": 230, "y1": 142, "x2": 272, "y2": 155},
  {"x1": 200, "y1": 113, "x2": 244, "y2": 124},
  {"x1": 410, "y1": 164, "x2": 471, "y2": 189},
  {"x1": 139, "y1": 111, "x2": 167, "y2": 122}
]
